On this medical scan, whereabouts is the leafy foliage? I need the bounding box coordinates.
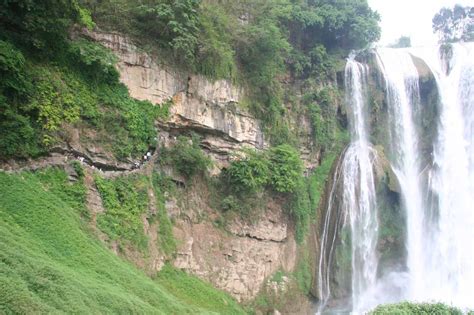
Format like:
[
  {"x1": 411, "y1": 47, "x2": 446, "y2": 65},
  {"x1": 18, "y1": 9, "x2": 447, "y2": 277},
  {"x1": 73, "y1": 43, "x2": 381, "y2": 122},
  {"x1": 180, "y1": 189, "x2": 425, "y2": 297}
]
[
  {"x1": 293, "y1": 252, "x2": 311, "y2": 294},
  {"x1": 68, "y1": 39, "x2": 118, "y2": 83},
  {"x1": 0, "y1": 34, "x2": 166, "y2": 160},
  {"x1": 94, "y1": 175, "x2": 149, "y2": 250},
  {"x1": 152, "y1": 174, "x2": 177, "y2": 256},
  {"x1": 389, "y1": 36, "x2": 412, "y2": 48},
  {"x1": 161, "y1": 135, "x2": 211, "y2": 178},
  {"x1": 0, "y1": 171, "x2": 246, "y2": 314},
  {"x1": 433, "y1": 5, "x2": 473, "y2": 43},
  {"x1": 291, "y1": 153, "x2": 337, "y2": 243},
  {"x1": 291, "y1": 178, "x2": 312, "y2": 243},
  {"x1": 0, "y1": 0, "x2": 80, "y2": 52},
  {"x1": 223, "y1": 151, "x2": 271, "y2": 193},
  {"x1": 268, "y1": 144, "x2": 303, "y2": 193},
  {"x1": 82, "y1": 0, "x2": 380, "y2": 142},
  {"x1": 370, "y1": 302, "x2": 464, "y2": 315},
  {"x1": 133, "y1": 0, "x2": 201, "y2": 65}
]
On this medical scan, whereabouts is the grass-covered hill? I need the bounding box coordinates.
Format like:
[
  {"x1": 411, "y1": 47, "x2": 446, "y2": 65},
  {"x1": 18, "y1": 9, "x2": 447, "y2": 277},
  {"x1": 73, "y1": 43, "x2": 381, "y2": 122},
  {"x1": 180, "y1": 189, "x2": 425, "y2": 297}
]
[{"x1": 0, "y1": 169, "x2": 246, "y2": 314}]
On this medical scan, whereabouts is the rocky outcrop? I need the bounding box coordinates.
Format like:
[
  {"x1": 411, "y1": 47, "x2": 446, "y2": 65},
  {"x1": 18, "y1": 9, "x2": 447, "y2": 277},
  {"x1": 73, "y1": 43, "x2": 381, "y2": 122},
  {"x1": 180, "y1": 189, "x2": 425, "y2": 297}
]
[
  {"x1": 75, "y1": 30, "x2": 308, "y2": 303},
  {"x1": 173, "y1": 207, "x2": 296, "y2": 302},
  {"x1": 85, "y1": 30, "x2": 267, "y2": 172},
  {"x1": 151, "y1": 177, "x2": 298, "y2": 302}
]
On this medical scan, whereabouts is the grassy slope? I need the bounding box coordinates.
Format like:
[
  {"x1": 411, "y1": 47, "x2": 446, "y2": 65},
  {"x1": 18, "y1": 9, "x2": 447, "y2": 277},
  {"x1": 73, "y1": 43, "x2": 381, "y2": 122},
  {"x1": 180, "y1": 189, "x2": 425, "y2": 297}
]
[{"x1": 0, "y1": 170, "x2": 246, "y2": 314}]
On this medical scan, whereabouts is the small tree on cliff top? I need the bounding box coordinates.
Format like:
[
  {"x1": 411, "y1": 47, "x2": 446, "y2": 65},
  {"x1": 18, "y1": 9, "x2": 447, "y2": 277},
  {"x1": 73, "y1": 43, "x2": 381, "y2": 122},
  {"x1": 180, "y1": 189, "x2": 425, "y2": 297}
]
[{"x1": 433, "y1": 4, "x2": 473, "y2": 43}]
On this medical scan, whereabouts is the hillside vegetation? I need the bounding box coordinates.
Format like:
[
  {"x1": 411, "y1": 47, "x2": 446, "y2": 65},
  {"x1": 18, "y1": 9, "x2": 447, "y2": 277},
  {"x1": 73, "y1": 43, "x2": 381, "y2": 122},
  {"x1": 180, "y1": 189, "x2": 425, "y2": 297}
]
[
  {"x1": 0, "y1": 169, "x2": 246, "y2": 314},
  {"x1": 0, "y1": 0, "x2": 381, "y2": 313}
]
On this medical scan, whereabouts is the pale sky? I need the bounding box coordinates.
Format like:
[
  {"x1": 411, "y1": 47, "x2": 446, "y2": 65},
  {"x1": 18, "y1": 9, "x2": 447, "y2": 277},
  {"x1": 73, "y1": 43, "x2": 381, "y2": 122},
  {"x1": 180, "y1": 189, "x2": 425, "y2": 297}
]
[{"x1": 368, "y1": 0, "x2": 474, "y2": 46}]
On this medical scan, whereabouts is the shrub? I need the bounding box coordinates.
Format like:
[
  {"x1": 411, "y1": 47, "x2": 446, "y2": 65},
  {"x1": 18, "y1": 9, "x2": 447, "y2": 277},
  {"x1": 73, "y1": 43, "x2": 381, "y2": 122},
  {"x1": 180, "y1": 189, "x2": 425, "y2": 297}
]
[
  {"x1": 161, "y1": 135, "x2": 211, "y2": 178},
  {"x1": 291, "y1": 178, "x2": 312, "y2": 243},
  {"x1": 220, "y1": 195, "x2": 240, "y2": 212},
  {"x1": 224, "y1": 151, "x2": 270, "y2": 193},
  {"x1": 268, "y1": 144, "x2": 303, "y2": 193},
  {"x1": 152, "y1": 174, "x2": 177, "y2": 256},
  {"x1": 294, "y1": 253, "x2": 311, "y2": 294},
  {"x1": 95, "y1": 175, "x2": 149, "y2": 250},
  {"x1": 369, "y1": 302, "x2": 464, "y2": 315},
  {"x1": 69, "y1": 39, "x2": 119, "y2": 83},
  {"x1": 0, "y1": 40, "x2": 31, "y2": 98}
]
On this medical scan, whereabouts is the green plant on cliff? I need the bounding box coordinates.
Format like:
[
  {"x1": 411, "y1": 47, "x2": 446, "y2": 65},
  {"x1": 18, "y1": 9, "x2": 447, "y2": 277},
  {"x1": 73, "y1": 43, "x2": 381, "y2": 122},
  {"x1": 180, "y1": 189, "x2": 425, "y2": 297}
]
[
  {"x1": 152, "y1": 173, "x2": 177, "y2": 256},
  {"x1": 268, "y1": 144, "x2": 303, "y2": 193},
  {"x1": 223, "y1": 150, "x2": 271, "y2": 193},
  {"x1": 291, "y1": 178, "x2": 312, "y2": 243},
  {"x1": 79, "y1": 0, "x2": 380, "y2": 144},
  {"x1": 308, "y1": 153, "x2": 338, "y2": 212},
  {"x1": 155, "y1": 264, "x2": 247, "y2": 314},
  {"x1": 370, "y1": 302, "x2": 465, "y2": 315},
  {"x1": 0, "y1": 170, "x2": 247, "y2": 314},
  {"x1": 161, "y1": 134, "x2": 212, "y2": 178},
  {"x1": 95, "y1": 175, "x2": 150, "y2": 250},
  {"x1": 0, "y1": 35, "x2": 166, "y2": 160}
]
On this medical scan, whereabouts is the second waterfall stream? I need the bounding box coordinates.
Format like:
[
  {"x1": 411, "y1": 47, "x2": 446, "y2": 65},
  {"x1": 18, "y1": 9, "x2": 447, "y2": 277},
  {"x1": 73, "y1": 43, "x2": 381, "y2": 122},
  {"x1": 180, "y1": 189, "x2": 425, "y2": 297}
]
[{"x1": 316, "y1": 42, "x2": 474, "y2": 314}]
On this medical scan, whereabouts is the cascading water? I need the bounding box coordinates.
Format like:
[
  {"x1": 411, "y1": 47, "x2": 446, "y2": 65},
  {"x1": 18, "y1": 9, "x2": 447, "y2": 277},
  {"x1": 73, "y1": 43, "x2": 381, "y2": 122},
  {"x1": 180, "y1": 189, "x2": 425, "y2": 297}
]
[
  {"x1": 317, "y1": 42, "x2": 474, "y2": 314},
  {"x1": 343, "y1": 58, "x2": 379, "y2": 313},
  {"x1": 374, "y1": 49, "x2": 426, "y2": 300},
  {"x1": 316, "y1": 152, "x2": 345, "y2": 314},
  {"x1": 408, "y1": 43, "x2": 474, "y2": 308}
]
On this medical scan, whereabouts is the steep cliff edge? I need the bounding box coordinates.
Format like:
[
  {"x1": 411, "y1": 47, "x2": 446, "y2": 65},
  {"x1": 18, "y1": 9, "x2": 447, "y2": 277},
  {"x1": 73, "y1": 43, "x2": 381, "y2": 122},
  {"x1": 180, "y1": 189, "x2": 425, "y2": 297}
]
[{"x1": 82, "y1": 30, "x2": 309, "y2": 306}]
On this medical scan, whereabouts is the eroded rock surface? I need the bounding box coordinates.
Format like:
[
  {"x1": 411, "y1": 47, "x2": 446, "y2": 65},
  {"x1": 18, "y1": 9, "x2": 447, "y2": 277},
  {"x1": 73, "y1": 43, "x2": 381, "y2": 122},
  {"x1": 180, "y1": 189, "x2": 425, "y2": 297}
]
[
  {"x1": 86, "y1": 30, "x2": 267, "y2": 172},
  {"x1": 173, "y1": 214, "x2": 296, "y2": 302}
]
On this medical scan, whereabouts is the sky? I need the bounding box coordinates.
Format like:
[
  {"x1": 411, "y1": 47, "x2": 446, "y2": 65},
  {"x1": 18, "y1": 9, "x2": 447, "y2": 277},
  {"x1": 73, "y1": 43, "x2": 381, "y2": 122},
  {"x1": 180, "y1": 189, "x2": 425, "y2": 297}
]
[{"x1": 368, "y1": 0, "x2": 474, "y2": 47}]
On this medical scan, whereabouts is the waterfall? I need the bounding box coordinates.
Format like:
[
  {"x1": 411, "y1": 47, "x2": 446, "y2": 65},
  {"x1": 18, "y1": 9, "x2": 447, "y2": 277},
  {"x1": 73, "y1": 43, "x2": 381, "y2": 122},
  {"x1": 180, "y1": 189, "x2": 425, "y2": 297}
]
[
  {"x1": 375, "y1": 49, "x2": 425, "y2": 300},
  {"x1": 408, "y1": 43, "x2": 474, "y2": 308},
  {"x1": 317, "y1": 43, "x2": 474, "y2": 314},
  {"x1": 343, "y1": 58, "x2": 379, "y2": 313},
  {"x1": 316, "y1": 152, "x2": 345, "y2": 313}
]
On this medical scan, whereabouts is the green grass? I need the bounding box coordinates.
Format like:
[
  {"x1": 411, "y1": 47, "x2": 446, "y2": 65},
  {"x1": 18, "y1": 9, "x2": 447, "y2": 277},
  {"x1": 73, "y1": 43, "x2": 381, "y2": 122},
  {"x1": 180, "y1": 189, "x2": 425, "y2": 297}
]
[
  {"x1": 0, "y1": 170, "x2": 247, "y2": 314},
  {"x1": 95, "y1": 174, "x2": 150, "y2": 250},
  {"x1": 156, "y1": 264, "x2": 246, "y2": 315}
]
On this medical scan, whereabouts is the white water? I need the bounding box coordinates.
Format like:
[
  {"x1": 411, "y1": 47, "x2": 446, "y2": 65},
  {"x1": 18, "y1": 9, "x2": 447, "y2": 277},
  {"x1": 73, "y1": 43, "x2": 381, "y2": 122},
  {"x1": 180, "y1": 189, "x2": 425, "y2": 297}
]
[
  {"x1": 316, "y1": 152, "x2": 345, "y2": 313},
  {"x1": 343, "y1": 59, "x2": 379, "y2": 313},
  {"x1": 375, "y1": 49, "x2": 426, "y2": 300},
  {"x1": 407, "y1": 43, "x2": 474, "y2": 309},
  {"x1": 318, "y1": 43, "x2": 474, "y2": 314}
]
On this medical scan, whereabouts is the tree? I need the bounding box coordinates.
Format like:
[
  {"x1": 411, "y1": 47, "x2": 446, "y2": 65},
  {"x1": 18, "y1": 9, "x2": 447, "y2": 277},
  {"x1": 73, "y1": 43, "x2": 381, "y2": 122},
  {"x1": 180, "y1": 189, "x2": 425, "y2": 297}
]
[
  {"x1": 0, "y1": 0, "x2": 82, "y2": 51},
  {"x1": 389, "y1": 36, "x2": 411, "y2": 48},
  {"x1": 432, "y1": 4, "x2": 473, "y2": 43}
]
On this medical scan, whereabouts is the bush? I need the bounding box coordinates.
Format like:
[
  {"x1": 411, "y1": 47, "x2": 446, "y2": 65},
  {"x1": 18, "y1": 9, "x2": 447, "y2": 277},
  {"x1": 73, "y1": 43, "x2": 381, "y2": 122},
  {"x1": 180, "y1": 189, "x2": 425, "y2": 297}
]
[
  {"x1": 291, "y1": 153, "x2": 337, "y2": 243},
  {"x1": 68, "y1": 39, "x2": 119, "y2": 83},
  {"x1": 224, "y1": 151, "x2": 270, "y2": 193},
  {"x1": 0, "y1": 40, "x2": 31, "y2": 98},
  {"x1": 369, "y1": 302, "x2": 464, "y2": 315},
  {"x1": 95, "y1": 175, "x2": 149, "y2": 250},
  {"x1": 152, "y1": 174, "x2": 177, "y2": 256},
  {"x1": 155, "y1": 264, "x2": 246, "y2": 314},
  {"x1": 161, "y1": 135, "x2": 211, "y2": 178},
  {"x1": 269, "y1": 144, "x2": 303, "y2": 193},
  {"x1": 291, "y1": 178, "x2": 312, "y2": 243},
  {"x1": 221, "y1": 195, "x2": 240, "y2": 213}
]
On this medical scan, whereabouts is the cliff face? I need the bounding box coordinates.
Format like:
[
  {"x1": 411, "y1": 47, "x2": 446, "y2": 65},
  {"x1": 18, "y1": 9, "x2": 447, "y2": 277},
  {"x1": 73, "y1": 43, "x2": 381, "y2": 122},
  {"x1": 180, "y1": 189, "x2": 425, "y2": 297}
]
[
  {"x1": 81, "y1": 30, "x2": 311, "y2": 305},
  {"x1": 0, "y1": 29, "x2": 320, "y2": 310},
  {"x1": 87, "y1": 31, "x2": 266, "y2": 172}
]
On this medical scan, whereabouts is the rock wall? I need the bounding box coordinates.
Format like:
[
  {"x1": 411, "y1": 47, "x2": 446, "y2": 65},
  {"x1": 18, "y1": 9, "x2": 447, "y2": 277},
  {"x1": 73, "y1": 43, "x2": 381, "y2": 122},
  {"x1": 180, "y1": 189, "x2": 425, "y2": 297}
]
[
  {"x1": 86, "y1": 30, "x2": 267, "y2": 173},
  {"x1": 83, "y1": 30, "x2": 305, "y2": 305}
]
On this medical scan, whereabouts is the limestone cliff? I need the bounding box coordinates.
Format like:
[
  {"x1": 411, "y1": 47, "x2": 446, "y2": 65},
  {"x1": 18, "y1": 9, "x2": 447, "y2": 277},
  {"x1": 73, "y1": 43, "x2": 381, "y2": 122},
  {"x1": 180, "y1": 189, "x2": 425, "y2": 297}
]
[{"x1": 81, "y1": 30, "x2": 313, "y2": 309}]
